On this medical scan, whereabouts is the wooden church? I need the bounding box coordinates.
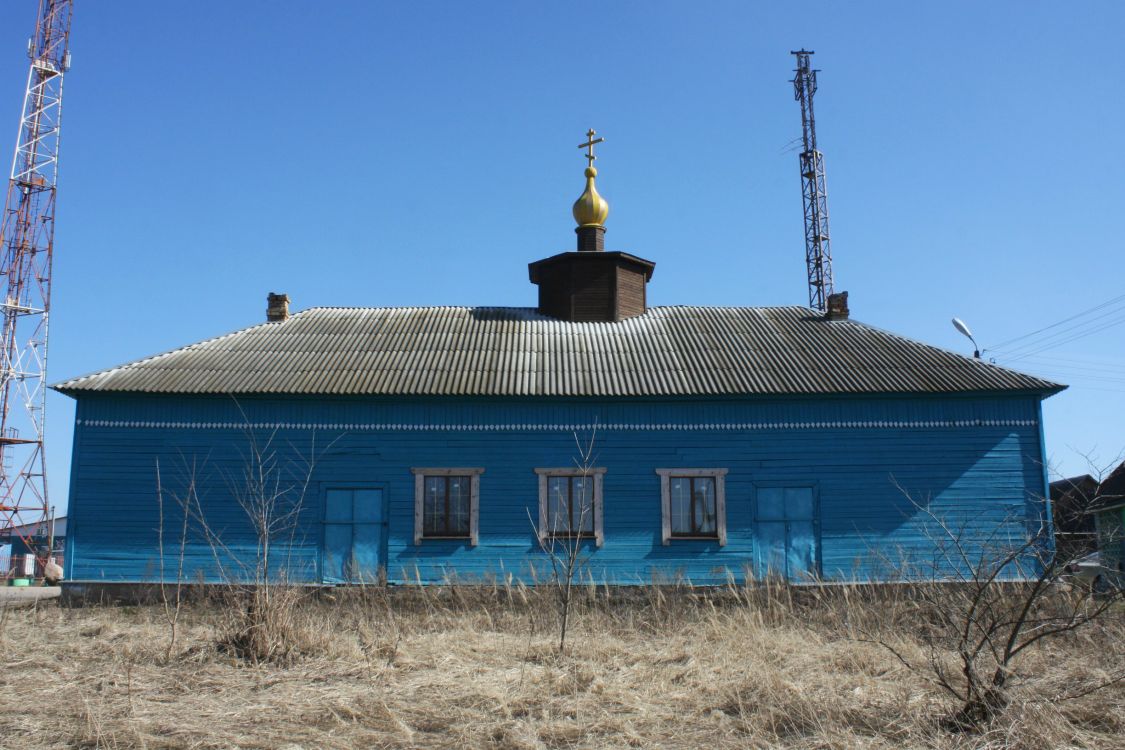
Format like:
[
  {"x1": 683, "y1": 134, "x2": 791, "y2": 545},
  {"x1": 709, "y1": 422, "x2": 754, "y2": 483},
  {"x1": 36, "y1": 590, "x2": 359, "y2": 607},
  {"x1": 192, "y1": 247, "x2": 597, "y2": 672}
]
[{"x1": 55, "y1": 135, "x2": 1062, "y2": 588}]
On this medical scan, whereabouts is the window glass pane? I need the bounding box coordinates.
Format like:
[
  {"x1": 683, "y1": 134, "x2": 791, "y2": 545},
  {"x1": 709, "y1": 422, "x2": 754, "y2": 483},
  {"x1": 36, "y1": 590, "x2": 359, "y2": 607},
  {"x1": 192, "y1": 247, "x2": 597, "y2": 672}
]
[
  {"x1": 694, "y1": 477, "x2": 717, "y2": 534},
  {"x1": 449, "y1": 476, "x2": 470, "y2": 535},
  {"x1": 568, "y1": 478, "x2": 581, "y2": 533},
  {"x1": 757, "y1": 487, "x2": 785, "y2": 520},
  {"x1": 584, "y1": 479, "x2": 596, "y2": 533},
  {"x1": 670, "y1": 477, "x2": 690, "y2": 534},
  {"x1": 424, "y1": 477, "x2": 444, "y2": 534},
  {"x1": 786, "y1": 487, "x2": 814, "y2": 520},
  {"x1": 325, "y1": 489, "x2": 352, "y2": 522},
  {"x1": 576, "y1": 476, "x2": 595, "y2": 533},
  {"x1": 548, "y1": 477, "x2": 570, "y2": 534}
]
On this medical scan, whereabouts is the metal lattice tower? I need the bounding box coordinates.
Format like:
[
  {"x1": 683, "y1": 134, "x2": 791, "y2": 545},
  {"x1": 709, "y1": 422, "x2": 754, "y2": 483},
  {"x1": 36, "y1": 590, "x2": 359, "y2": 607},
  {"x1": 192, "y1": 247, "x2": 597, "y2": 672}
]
[
  {"x1": 791, "y1": 49, "x2": 834, "y2": 312},
  {"x1": 0, "y1": 0, "x2": 73, "y2": 558}
]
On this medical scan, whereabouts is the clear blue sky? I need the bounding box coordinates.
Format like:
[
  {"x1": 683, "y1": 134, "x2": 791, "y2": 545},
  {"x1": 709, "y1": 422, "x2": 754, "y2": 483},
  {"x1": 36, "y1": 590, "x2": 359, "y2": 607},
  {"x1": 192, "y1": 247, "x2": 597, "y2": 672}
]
[{"x1": 1, "y1": 1, "x2": 1123, "y2": 513}]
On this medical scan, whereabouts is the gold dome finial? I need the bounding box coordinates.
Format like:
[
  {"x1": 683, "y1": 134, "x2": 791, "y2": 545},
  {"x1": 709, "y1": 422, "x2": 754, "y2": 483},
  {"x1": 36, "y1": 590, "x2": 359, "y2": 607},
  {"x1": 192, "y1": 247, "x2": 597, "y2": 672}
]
[{"x1": 572, "y1": 129, "x2": 609, "y2": 228}]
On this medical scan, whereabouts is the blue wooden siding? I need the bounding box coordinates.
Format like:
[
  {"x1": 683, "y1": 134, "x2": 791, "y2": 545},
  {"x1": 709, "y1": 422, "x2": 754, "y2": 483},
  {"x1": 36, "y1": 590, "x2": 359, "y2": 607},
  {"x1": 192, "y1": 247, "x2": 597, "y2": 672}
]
[{"x1": 64, "y1": 392, "x2": 1050, "y2": 585}]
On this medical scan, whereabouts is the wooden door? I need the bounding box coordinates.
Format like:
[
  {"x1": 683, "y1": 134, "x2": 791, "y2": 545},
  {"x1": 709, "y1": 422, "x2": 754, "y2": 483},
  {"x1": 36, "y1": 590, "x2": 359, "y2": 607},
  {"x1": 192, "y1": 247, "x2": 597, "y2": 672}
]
[{"x1": 322, "y1": 488, "x2": 385, "y2": 584}]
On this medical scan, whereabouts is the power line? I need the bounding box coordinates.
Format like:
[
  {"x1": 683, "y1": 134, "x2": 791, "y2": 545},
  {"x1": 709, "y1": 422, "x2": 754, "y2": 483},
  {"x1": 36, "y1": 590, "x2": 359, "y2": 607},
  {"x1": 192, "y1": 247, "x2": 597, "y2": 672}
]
[
  {"x1": 1013, "y1": 355, "x2": 1125, "y2": 375},
  {"x1": 1000, "y1": 310, "x2": 1125, "y2": 363},
  {"x1": 992, "y1": 302, "x2": 1125, "y2": 357},
  {"x1": 1015, "y1": 352, "x2": 1125, "y2": 367},
  {"x1": 986, "y1": 292, "x2": 1125, "y2": 352},
  {"x1": 1011, "y1": 364, "x2": 1125, "y2": 392}
]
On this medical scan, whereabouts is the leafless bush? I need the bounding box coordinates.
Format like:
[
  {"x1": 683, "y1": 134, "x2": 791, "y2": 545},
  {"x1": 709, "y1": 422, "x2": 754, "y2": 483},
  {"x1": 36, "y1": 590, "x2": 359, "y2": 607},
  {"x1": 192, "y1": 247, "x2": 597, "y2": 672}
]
[
  {"x1": 533, "y1": 426, "x2": 599, "y2": 654},
  {"x1": 163, "y1": 419, "x2": 337, "y2": 665},
  {"x1": 154, "y1": 457, "x2": 193, "y2": 662},
  {"x1": 859, "y1": 492, "x2": 1125, "y2": 731},
  {"x1": 214, "y1": 427, "x2": 326, "y2": 664},
  {"x1": 212, "y1": 581, "x2": 330, "y2": 665}
]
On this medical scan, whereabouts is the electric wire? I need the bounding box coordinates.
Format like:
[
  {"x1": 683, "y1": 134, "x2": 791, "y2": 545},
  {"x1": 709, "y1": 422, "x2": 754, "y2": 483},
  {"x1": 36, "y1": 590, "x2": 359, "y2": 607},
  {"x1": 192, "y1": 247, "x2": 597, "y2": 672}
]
[
  {"x1": 986, "y1": 292, "x2": 1125, "y2": 352},
  {"x1": 1014, "y1": 357, "x2": 1125, "y2": 376},
  {"x1": 1012, "y1": 357, "x2": 1125, "y2": 371},
  {"x1": 991, "y1": 303, "x2": 1125, "y2": 359},
  {"x1": 1001, "y1": 311, "x2": 1125, "y2": 364}
]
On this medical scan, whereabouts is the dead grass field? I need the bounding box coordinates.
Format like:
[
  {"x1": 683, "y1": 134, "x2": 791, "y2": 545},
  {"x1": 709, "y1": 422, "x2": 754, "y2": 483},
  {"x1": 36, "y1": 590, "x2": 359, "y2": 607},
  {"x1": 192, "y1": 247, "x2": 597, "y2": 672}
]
[{"x1": 1, "y1": 585, "x2": 1122, "y2": 749}]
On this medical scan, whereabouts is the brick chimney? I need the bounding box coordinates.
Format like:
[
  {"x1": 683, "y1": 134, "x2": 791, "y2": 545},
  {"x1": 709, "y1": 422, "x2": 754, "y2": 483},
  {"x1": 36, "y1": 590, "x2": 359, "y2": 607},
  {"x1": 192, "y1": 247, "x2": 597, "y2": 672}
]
[
  {"x1": 825, "y1": 291, "x2": 849, "y2": 321},
  {"x1": 266, "y1": 292, "x2": 290, "y2": 322}
]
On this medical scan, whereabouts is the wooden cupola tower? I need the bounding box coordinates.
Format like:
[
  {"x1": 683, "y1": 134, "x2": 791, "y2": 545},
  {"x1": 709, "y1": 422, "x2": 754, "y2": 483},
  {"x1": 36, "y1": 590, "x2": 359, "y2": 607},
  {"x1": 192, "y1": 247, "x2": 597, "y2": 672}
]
[{"x1": 528, "y1": 130, "x2": 655, "y2": 322}]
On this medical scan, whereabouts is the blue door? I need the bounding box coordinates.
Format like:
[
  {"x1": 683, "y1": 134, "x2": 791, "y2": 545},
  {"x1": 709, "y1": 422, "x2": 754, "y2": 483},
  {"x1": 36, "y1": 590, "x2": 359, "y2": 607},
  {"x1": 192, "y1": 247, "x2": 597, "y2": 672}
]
[
  {"x1": 755, "y1": 486, "x2": 818, "y2": 581},
  {"x1": 322, "y1": 488, "x2": 385, "y2": 583}
]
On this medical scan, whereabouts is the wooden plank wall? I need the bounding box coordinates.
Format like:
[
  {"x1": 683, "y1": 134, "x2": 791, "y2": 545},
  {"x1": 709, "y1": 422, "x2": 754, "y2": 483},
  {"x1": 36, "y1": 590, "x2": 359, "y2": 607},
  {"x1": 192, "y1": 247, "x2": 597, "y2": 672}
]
[{"x1": 64, "y1": 392, "x2": 1050, "y2": 585}]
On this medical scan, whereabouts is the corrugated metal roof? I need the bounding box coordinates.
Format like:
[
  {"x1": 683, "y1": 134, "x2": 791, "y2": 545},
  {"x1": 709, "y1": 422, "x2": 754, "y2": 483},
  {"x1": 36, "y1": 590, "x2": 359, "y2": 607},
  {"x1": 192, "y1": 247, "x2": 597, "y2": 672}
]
[{"x1": 52, "y1": 306, "x2": 1063, "y2": 398}]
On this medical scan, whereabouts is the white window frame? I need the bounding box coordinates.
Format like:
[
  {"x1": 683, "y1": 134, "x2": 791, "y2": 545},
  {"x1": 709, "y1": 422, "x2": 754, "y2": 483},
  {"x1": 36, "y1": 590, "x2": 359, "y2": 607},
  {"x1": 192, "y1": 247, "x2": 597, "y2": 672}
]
[
  {"x1": 534, "y1": 468, "x2": 606, "y2": 548},
  {"x1": 411, "y1": 468, "x2": 484, "y2": 546},
  {"x1": 656, "y1": 468, "x2": 728, "y2": 546}
]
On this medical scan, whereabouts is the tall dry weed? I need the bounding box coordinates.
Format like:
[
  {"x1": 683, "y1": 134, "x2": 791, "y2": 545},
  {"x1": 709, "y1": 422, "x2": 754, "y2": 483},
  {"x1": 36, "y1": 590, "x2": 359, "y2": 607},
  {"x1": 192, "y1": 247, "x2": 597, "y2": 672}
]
[{"x1": 1, "y1": 586, "x2": 1122, "y2": 749}]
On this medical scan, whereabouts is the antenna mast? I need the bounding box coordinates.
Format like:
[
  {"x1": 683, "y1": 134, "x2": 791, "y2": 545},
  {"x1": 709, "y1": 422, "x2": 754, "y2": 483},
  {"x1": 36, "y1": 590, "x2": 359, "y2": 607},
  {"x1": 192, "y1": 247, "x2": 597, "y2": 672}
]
[
  {"x1": 0, "y1": 0, "x2": 73, "y2": 563},
  {"x1": 791, "y1": 49, "x2": 834, "y2": 312}
]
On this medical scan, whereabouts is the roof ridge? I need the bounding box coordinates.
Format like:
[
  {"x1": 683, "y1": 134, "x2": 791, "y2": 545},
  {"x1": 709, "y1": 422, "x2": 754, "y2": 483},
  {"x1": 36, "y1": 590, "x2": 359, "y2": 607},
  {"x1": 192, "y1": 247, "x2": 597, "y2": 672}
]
[{"x1": 294, "y1": 304, "x2": 816, "y2": 311}]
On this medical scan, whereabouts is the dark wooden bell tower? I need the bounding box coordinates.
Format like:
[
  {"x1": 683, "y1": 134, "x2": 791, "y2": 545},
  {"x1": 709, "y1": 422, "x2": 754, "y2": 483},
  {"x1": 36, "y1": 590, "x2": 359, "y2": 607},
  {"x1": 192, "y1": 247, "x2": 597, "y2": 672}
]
[{"x1": 528, "y1": 131, "x2": 656, "y2": 322}]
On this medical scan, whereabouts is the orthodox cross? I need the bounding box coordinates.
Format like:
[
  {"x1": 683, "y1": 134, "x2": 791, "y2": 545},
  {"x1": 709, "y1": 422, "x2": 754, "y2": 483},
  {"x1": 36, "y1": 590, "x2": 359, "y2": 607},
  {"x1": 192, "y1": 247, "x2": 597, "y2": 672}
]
[{"x1": 578, "y1": 129, "x2": 604, "y2": 168}]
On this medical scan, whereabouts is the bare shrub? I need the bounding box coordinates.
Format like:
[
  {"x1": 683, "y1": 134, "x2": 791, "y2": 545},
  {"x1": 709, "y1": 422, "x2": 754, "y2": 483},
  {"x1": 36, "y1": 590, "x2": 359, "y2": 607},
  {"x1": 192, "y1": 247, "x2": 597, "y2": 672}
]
[
  {"x1": 859, "y1": 493, "x2": 1125, "y2": 731},
  {"x1": 154, "y1": 457, "x2": 193, "y2": 662},
  {"x1": 164, "y1": 418, "x2": 338, "y2": 665},
  {"x1": 212, "y1": 581, "x2": 330, "y2": 665},
  {"x1": 533, "y1": 426, "x2": 599, "y2": 654},
  {"x1": 212, "y1": 426, "x2": 326, "y2": 664}
]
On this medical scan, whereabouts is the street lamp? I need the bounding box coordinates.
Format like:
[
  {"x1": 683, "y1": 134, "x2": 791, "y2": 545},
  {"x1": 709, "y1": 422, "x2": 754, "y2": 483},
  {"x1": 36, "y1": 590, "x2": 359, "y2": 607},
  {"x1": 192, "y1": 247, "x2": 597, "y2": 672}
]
[{"x1": 952, "y1": 318, "x2": 981, "y2": 359}]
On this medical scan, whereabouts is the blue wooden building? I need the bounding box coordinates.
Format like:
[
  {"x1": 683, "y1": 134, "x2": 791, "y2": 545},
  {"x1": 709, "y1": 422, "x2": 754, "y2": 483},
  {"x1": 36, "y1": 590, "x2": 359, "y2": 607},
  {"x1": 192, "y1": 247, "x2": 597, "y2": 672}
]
[{"x1": 54, "y1": 156, "x2": 1062, "y2": 587}]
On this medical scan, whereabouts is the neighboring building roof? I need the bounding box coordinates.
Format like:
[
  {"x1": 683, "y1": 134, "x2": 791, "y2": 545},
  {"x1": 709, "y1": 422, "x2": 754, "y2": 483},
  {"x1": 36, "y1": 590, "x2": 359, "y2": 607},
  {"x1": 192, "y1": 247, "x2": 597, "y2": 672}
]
[
  {"x1": 53, "y1": 306, "x2": 1063, "y2": 399},
  {"x1": 1050, "y1": 474, "x2": 1099, "y2": 538},
  {"x1": 0, "y1": 516, "x2": 66, "y2": 539},
  {"x1": 1092, "y1": 462, "x2": 1125, "y2": 513},
  {"x1": 1050, "y1": 475, "x2": 1098, "y2": 495}
]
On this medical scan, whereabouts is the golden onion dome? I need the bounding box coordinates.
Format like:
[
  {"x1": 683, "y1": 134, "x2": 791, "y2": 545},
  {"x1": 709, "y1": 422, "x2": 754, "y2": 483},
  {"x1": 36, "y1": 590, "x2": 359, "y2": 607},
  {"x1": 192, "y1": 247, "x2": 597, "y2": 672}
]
[{"x1": 572, "y1": 165, "x2": 609, "y2": 228}]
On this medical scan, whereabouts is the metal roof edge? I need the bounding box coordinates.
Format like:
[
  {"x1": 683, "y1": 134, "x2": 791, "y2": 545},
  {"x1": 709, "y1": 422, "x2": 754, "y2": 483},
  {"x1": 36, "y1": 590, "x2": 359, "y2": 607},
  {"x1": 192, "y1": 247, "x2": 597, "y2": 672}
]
[
  {"x1": 50, "y1": 308, "x2": 318, "y2": 394},
  {"x1": 54, "y1": 386, "x2": 1062, "y2": 402},
  {"x1": 839, "y1": 314, "x2": 1066, "y2": 395}
]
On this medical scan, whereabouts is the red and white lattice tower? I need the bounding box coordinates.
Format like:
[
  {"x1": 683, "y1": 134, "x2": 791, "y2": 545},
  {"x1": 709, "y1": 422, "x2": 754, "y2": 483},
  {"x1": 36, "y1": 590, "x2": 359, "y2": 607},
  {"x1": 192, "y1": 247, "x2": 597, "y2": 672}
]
[{"x1": 0, "y1": 0, "x2": 73, "y2": 560}]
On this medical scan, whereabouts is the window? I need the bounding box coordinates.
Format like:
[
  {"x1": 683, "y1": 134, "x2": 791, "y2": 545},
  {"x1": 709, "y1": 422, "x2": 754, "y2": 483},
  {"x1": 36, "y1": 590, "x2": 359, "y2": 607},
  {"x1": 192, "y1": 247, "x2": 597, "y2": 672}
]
[
  {"x1": 547, "y1": 475, "x2": 595, "y2": 535},
  {"x1": 657, "y1": 469, "x2": 727, "y2": 546},
  {"x1": 411, "y1": 468, "x2": 483, "y2": 545},
  {"x1": 534, "y1": 468, "x2": 605, "y2": 547},
  {"x1": 671, "y1": 476, "x2": 717, "y2": 536}
]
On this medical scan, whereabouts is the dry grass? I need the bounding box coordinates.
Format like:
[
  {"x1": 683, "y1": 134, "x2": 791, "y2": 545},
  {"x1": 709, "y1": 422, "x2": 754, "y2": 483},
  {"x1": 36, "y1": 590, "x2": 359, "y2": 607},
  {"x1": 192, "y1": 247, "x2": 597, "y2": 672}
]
[{"x1": 1, "y1": 584, "x2": 1122, "y2": 749}]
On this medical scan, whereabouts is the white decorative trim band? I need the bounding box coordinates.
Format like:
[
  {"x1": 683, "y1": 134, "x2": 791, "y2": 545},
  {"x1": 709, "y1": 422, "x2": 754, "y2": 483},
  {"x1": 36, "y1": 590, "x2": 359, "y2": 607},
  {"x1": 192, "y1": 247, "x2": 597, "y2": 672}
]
[{"x1": 76, "y1": 419, "x2": 1038, "y2": 431}]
